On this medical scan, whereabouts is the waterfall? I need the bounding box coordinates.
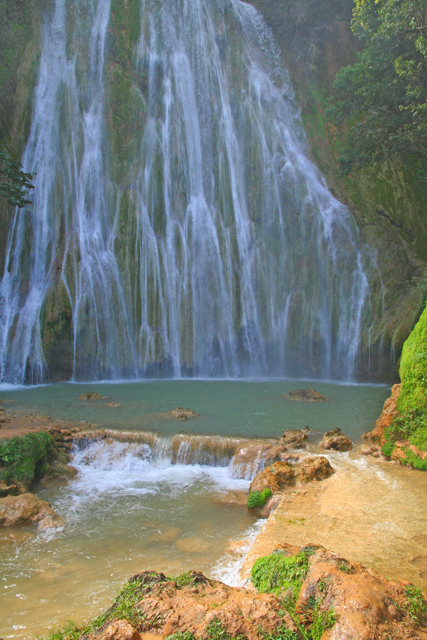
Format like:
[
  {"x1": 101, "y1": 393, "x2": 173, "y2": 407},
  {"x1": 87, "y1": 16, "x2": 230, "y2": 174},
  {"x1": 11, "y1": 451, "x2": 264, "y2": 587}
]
[{"x1": 0, "y1": 0, "x2": 371, "y2": 384}]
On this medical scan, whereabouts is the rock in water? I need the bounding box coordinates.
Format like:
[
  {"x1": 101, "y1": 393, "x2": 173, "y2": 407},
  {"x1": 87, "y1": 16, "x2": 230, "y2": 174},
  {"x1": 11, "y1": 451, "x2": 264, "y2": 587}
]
[
  {"x1": 320, "y1": 427, "x2": 353, "y2": 451},
  {"x1": 282, "y1": 388, "x2": 326, "y2": 402},
  {"x1": 281, "y1": 428, "x2": 309, "y2": 448},
  {"x1": 168, "y1": 407, "x2": 199, "y2": 419},
  {"x1": 0, "y1": 493, "x2": 64, "y2": 529},
  {"x1": 105, "y1": 402, "x2": 122, "y2": 407},
  {"x1": 249, "y1": 457, "x2": 334, "y2": 494},
  {"x1": 79, "y1": 392, "x2": 102, "y2": 401}
]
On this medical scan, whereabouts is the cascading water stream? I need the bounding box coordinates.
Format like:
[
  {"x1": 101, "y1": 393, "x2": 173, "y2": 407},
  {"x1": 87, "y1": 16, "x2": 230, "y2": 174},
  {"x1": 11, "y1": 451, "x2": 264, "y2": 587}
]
[{"x1": 0, "y1": 0, "x2": 371, "y2": 384}]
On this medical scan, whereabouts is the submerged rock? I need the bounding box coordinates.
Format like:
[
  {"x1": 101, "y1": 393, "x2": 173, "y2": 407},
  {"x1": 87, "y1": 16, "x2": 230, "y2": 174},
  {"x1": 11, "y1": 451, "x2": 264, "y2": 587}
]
[
  {"x1": 168, "y1": 407, "x2": 199, "y2": 419},
  {"x1": 282, "y1": 388, "x2": 326, "y2": 402},
  {"x1": 0, "y1": 493, "x2": 64, "y2": 529},
  {"x1": 249, "y1": 456, "x2": 334, "y2": 495},
  {"x1": 320, "y1": 427, "x2": 353, "y2": 451},
  {"x1": 105, "y1": 402, "x2": 122, "y2": 407},
  {"x1": 79, "y1": 392, "x2": 102, "y2": 401}
]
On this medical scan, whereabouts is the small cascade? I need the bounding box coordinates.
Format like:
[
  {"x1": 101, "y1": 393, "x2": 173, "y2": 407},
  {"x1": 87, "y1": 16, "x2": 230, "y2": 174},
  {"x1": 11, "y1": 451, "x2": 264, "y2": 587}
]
[
  {"x1": 0, "y1": 0, "x2": 373, "y2": 384},
  {"x1": 72, "y1": 429, "x2": 279, "y2": 480}
]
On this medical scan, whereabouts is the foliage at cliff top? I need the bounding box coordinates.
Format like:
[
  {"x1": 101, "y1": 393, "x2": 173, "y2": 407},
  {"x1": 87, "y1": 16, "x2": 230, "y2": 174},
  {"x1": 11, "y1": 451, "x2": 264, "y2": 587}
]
[
  {"x1": 0, "y1": 142, "x2": 34, "y2": 208},
  {"x1": 0, "y1": 431, "x2": 53, "y2": 485},
  {"x1": 382, "y1": 301, "x2": 427, "y2": 465},
  {"x1": 327, "y1": 0, "x2": 427, "y2": 187}
]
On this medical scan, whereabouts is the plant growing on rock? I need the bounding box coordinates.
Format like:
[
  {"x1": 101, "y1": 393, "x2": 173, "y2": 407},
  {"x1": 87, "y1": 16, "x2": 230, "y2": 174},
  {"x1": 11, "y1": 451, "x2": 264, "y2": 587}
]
[
  {"x1": 0, "y1": 432, "x2": 53, "y2": 486},
  {"x1": 247, "y1": 487, "x2": 272, "y2": 509}
]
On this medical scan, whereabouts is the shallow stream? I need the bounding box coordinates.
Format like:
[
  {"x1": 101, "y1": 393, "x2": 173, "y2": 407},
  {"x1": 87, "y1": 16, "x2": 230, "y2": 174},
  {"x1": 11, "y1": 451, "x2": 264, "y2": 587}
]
[{"x1": 3, "y1": 379, "x2": 423, "y2": 640}]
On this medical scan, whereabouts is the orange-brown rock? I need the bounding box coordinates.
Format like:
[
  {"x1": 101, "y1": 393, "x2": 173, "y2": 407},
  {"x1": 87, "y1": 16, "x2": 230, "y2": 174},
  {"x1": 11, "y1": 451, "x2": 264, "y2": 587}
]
[
  {"x1": 86, "y1": 619, "x2": 141, "y2": 640},
  {"x1": 282, "y1": 388, "x2": 326, "y2": 402},
  {"x1": 280, "y1": 543, "x2": 427, "y2": 640},
  {"x1": 0, "y1": 493, "x2": 64, "y2": 529},
  {"x1": 320, "y1": 427, "x2": 353, "y2": 452},
  {"x1": 249, "y1": 456, "x2": 334, "y2": 494},
  {"x1": 281, "y1": 428, "x2": 309, "y2": 448},
  {"x1": 134, "y1": 571, "x2": 299, "y2": 640},
  {"x1": 364, "y1": 383, "x2": 401, "y2": 445}
]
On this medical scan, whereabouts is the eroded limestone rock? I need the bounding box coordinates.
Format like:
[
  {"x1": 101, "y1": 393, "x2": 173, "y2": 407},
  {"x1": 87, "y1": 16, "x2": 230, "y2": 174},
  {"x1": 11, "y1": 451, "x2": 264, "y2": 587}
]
[
  {"x1": 281, "y1": 428, "x2": 309, "y2": 448},
  {"x1": 320, "y1": 427, "x2": 353, "y2": 451},
  {"x1": 363, "y1": 383, "x2": 401, "y2": 445},
  {"x1": 249, "y1": 456, "x2": 334, "y2": 494},
  {"x1": 86, "y1": 619, "x2": 141, "y2": 640},
  {"x1": 0, "y1": 493, "x2": 64, "y2": 529}
]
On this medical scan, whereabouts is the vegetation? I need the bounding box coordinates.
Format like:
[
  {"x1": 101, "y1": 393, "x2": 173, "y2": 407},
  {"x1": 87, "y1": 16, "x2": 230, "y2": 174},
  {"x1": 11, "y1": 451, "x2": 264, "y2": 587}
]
[
  {"x1": 0, "y1": 431, "x2": 53, "y2": 485},
  {"x1": 327, "y1": 0, "x2": 427, "y2": 187},
  {"x1": 247, "y1": 487, "x2": 272, "y2": 509},
  {"x1": 0, "y1": 142, "x2": 34, "y2": 208},
  {"x1": 405, "y1": 586, "x2": 427, "y2": 625},
  {"x1": 382, "y1": 302, "x2": 427, "y2": 464},
  {"x1": 251, "y1": 548, "x2": 336, "y2": 640}
]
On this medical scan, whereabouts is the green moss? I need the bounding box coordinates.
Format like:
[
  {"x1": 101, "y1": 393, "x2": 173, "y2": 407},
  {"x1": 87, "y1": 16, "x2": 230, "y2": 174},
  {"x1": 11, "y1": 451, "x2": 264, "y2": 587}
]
[
  {"x1": 247, "y1": 487, "x2": 272, "y2": 509},
  {"x1": 383, "y1": 302, "x2": 427, "y2": 461},
  {"x1": 0, "y1": 432, "x2": 53, "y2": 485}
]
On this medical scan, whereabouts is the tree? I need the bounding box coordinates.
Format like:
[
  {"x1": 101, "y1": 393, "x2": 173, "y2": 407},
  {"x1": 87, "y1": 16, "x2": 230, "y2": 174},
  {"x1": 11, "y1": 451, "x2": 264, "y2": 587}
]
[
  {"x1": 326, "y1": 0, "x2": 427, "y2": 185},
  {"x1": 0, "y1": 142, "x2": 34, "y2": 208}
]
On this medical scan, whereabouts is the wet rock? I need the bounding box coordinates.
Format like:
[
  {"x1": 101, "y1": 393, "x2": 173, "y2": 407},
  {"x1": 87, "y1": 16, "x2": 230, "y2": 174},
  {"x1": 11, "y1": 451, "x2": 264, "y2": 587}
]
[
  {"x1": 320, "y1": 427, "x2": 353, "y2": 451},
  {"x1": 281, "y1": 428, "x2": 309, "y2": 448},
  {"x1": 231, "y1": 443, "x2": 288, "y2": 478},
  {"x1": 0, "y1": 481, "x2": 27, "y2": 498},
  {"x1": 249, "y1": 456, "x2": 334, "y2": 494},
  {"x1": 0, "y1": 416, "x2": 11, "y2": 424},
  {"x1": 282, "y1": 388, "x2": 326, "y2": 402},
  {"x1": 363, "y1": 383, "x2": 401, "y2": 445},
  {"x1": 106, "y1": 402, "x2": 122, "y2": 407},
  {"x1": 168, "y1": 407, "x2": 199, "y2": 419},
  {"x1": 175, "y1": 537, "x2": 212, "y2": 553},
  {"x1": 214, "y1": 490, "x2": 249, "y2": 508},
  {"x1": 0, "y1": 493, "x2": 64, "y2": 529},
  {"x1": 134, "y1": 570, "x2": 298, "y2": 640},
  {"x1": 87, "y1": 619, "x2": 141, "y2": 640},
  {"x1": 79, "y1": 392, "x2": 102, "y2": 401},
  {"x1": 360, "y1": 444, "x2": 381, "y2": 456}
]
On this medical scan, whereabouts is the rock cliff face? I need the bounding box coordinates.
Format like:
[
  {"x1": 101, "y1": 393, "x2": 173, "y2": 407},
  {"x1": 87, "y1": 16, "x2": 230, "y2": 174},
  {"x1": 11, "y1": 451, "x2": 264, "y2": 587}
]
[{"x1": 1, "y1": 0, "x2": 425, "y2": 383}]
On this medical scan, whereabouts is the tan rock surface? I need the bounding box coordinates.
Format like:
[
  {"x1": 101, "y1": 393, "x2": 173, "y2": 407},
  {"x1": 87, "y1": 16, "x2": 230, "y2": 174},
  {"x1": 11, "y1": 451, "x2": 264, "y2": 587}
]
[
  {"x1": 320, "y1": 427, "x2": 353, "y2": 451},
  {"x1": 79, "y1": 392, "x2": 103, "y2": 400},
  {"x1": 249, "y1": 456, "x2": 334, "y2": 494},
  {"x1": 134, "y1": 571, "x2": 299, "y2": 640},
  {"x1": 87, "y1": 619, "x2": 141, "y2": 640},
  {"x1": 281, "y1": 428, "x2": 309, "y2": 448},
  {"x1": 0, "y1": 493, "x2": 64, "y2": 529}
]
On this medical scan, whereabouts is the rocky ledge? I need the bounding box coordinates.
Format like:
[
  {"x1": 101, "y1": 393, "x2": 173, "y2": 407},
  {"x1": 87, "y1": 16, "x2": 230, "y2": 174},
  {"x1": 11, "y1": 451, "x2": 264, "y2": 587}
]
[{"x1": 44, "y1": 544, "x2": 427, "y2": 640}]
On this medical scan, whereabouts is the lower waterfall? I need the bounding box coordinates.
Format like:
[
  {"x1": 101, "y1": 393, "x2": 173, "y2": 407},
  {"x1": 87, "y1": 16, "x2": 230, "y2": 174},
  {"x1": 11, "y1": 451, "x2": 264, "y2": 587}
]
[{"x1": 0, "y1": 0, "x2": 372, "y2": 383}]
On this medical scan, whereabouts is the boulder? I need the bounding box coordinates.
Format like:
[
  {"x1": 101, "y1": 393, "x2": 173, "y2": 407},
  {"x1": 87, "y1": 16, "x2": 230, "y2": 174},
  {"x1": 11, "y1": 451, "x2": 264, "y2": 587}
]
[
  {"x1": 214, "y1": 490, "x2": 249, "y2": 508},
  {"x1": 134, "y1": 570, "x2": 299, "y2": 640},
  {"x1": 168, "y1": 407, "x2": 199, "y2": 419},
  {"x1": 106, "y1": 402, "x2": 122, "y2": 408},
  {"x1": 320, "y1": 427, "x2": 353, "y2": 451},
  {"x1": 79, "y1": 392, "x2": 102, "y2": 401},
  {"x1": 0, "y1": 493, "x2": 64, "y2": 529},
  {"x1": 281, "y1": 428, "x2": 309, "y2": 448},
  {"x1": 249, "y1": 456, "x2": 334, "y2": 494},
  {"x1": 282, "y1": 388, "x2": 326, "y2": 402}
]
